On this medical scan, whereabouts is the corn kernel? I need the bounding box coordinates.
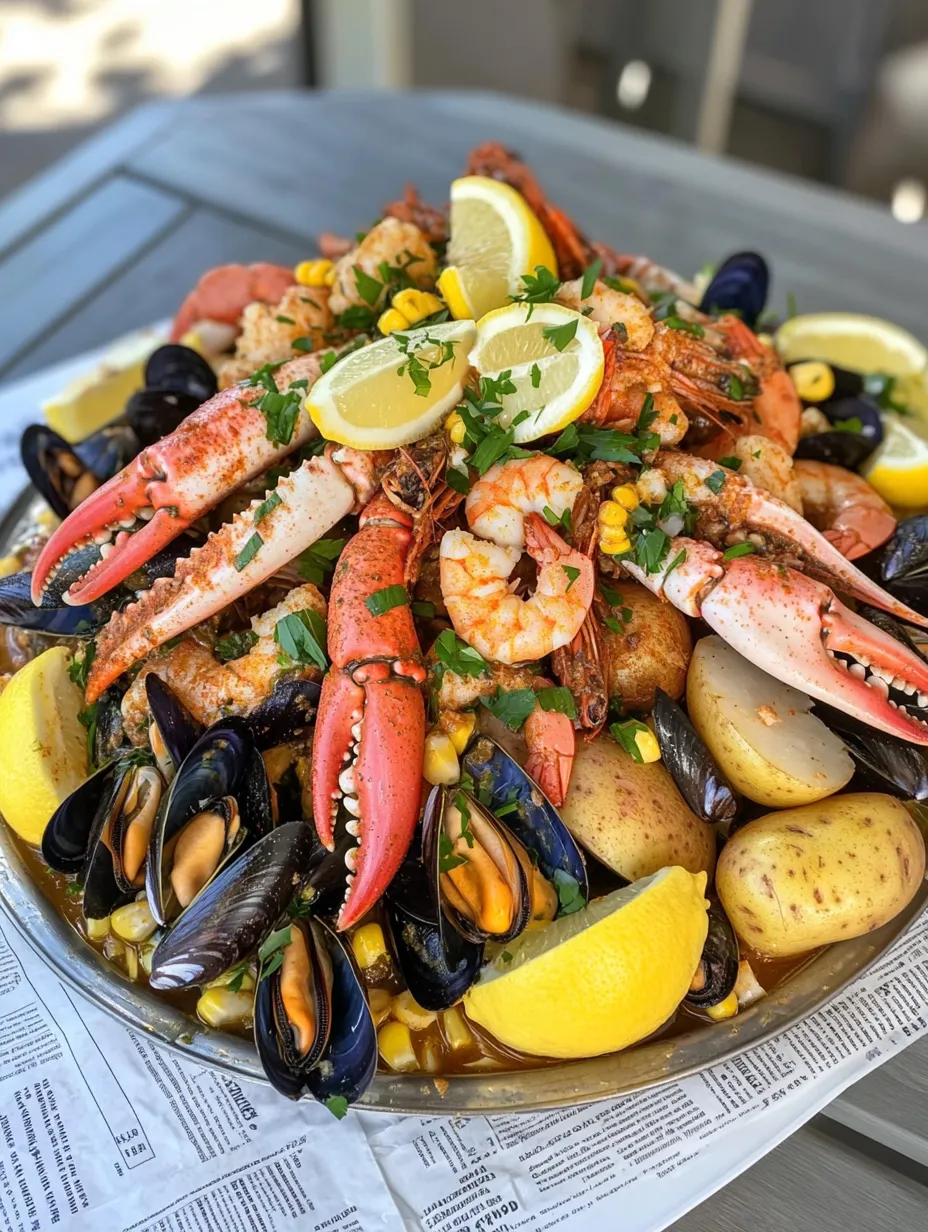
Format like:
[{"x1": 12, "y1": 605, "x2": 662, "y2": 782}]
[
  {"x1": 419, "y1": 1037, "x2": 443, "y2": 1074},
  {"x1": 294, "y1": 258, "x2": 334, "y2": 288},
  {"x1": 441, "y1": 709, "x2": 476, "y2": 755},
  {"x1": 125, "y1": 946, "x2": 139, "y2": 981},
  {"x1": 440, "y1": 1006, "x2": 474, "y2": 1052},
  {"x1": 757, "y1": 332, "x2": 774, "y2": 347},
  {"x1": 197, "y1": 987, "x2": 255, "y2": 1030},
  {"x1": 351, "y1": 922, "x2": 389, "y2": 971},
  {"x1": 423, "y1": 730, "x2": 460, "y2": 785},
  {"x1": 85, "y1": 915, "x2": 111, "y2": 941},
  {"x1": 598, "y1": 501, "x2": 629, "y2": 529},
  {"x1": 378, "y1": 1021, "x2": 419, "y2": 1072},
  {"x1": 633, "y1": 728, "x2": 661, "y2": 763},
  {"x1": 391, "y1": 990, "x2": 437, "y2": 1032},
  {"x1": 706, "y1": 991, "x2": 739, "y2": 1021},
  {"x1": 377, "y1": 307, "x2": 409, "y2": 336},
  {"x1": 789, "y1": 360, "x2": 834, "y2": 404},
  {"x1": 179, "y1": 329, "x2": 206, "y2": 355},
  {"x1": 324, "y1": 266, "x2": 337, "y2": 287},
  {"x1": 0, "y1": 554, "x2": 20, "y2": 579},
  {"x1": 391, "y1": 288, "x2": 444, "y2": 325},
  {"x1": 110, "y1": 899, "x2": 158, "y2": 944},
  {"x1": 444, "y1": 410, "x2": 467, "y2": 445},
  {"x1": 368, "y1": 987, "x2": 393, "y2": 1027},
  {"x1": 599, "y1": 532, "x2": 632, "y2": 557},
  {"x1": 611, "y1": 483, "x2": 640, "y2": 511}
]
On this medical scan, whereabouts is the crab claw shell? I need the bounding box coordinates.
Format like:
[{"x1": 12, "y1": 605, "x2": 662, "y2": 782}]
[{"x1": 701, "y1": 557, "x2": 928, "y2": 745}]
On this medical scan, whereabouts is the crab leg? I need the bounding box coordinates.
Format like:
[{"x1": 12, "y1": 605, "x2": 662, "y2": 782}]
[
  {"x1": 649, "y1": 452, "x2": 928, "y2": 630},
  {"x1": 312, "y1": 493, "x2": 426, "y2": 931},
  {"x1": 32, "y1": 355, "x2": 323, "y2": 607},
  {"x1": 623, "y1": 538, "x2": 928, "y2": 744},
  {"x1": 85, "y1": 447, "x2": 383, "y2": 702}
]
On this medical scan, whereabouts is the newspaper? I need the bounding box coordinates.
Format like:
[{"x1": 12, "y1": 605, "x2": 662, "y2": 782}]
[
  {"x1": 1, "y1": 344, "x2": 928, "y2": 1232},
  {"x1": 0, "y1": 901, "x2": 925, "y2": 1232}
]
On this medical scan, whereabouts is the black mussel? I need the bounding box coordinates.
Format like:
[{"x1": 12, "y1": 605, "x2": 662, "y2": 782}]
[
  {"x1": 145, "y1": 675, "x2": 202, "y2": 779},
  {"x1": 149, "y1": 821, "x2": 317, "y2": 989},
  {"x1": 239, "y1": 748, "x2": 275, "y2": 840},
  {"x1": 814, "y1": 701, "x2": 928, "y2": 801},
  {"x1": 125, "y1": 389, "x2": 201, "y2": 450},
  {"x1": 653, "y1": 689, "x2": 740, "y2": 825},
  {"x1": 0, "y1": 571, "x2": 102, "y2": 636},
  {"x1": 385, "y1": 831, "x2": 436, "y2": 925},
  {"x1": 247, "y1": 679, "x2": 322, "y2": 750},
  {"x1": 303, "y1": 928, "x2": 377, "y2": 1107},
  {"x1": 75, "y1": 424, "x2": 138, "y2": 479},
  {"x1": 386, "y1": 900, "x2": 483, "y2": 1011},
  {"x1": 422, "y1": 785, "x2": 532, "y2": 946},
  {"x1": 144, "y1": 344, "x2": 218, "y2": 402},
  {"x1": 699, "y1": 252, "x2": 768, "y2": 327},
  {"x1": 21, "y1": 426, "x2": 102, "y2": 520},
  {"x1": 461, "y1": 736, "x2": 589, "y2": 899},
  {"x1": 255, "y1": 917, "x2": 333, "y2": 1099},
  {"x1": 303, "y1": 831, "x2": 356, "y2": 918},
  {"x1": 93, "y1": 689, "x2": 129, "y2": 767},
  {"x1": 82, "y1": 760, "x2": 164, "y2": 920},
  {"x1": 146, "y1": 718, "x2": 253, "y2": 924},
  {"x1": 794, "y1": 396, "x2": 882, "y2": 469},
  {"x1": 686, "y1": 906, "x2": 739, "y2": 1010},
  {"x1": 42, "y1": 764, "x2": 116, "y2": 872},
  {"x1": 882, "y1": 516, "x2": 928, "y2": 613}
]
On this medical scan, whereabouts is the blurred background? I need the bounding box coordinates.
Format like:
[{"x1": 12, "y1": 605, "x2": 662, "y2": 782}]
[{"x1": 1, "y1": 0, "x2": 927, "y2": 222}]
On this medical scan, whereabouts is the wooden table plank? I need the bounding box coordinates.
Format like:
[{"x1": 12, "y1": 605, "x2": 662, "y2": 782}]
[
  {"x1": 0, "y1": 175, "x2": 185, "y2": 378},
  {"x1": 126, "y1": 91, "x2": 928, "y2": 334},
  {"x1": 824, "y1": 1036, "x2": 928, "y2": 1168},
  {"x1": 4, "y1": 206, "x2": 306, "y2": 382}
]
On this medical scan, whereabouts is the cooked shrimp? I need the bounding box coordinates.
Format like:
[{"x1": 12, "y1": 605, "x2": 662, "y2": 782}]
[
  {"x1": 217, "y1": 285, "x2": 334, "y2": 387},
  {"x1": 436, "y1": 661, "x2": 575, "y2": 805},
  {"x1": 708, "y1": 434, "x2": 803, "y2": 511},
  {"x1": 793, "y1": 459, "x2": 897, "y2": 560},
  {"x1": 171, "y1": 262, "x2": 296, "y2": 342},
  {"x1": 582, "y1": 327, "x2": 688, "y2": 447},
  {"x1": 440, "y1": 516, "x2": 594, "y2": 664},
  {"x1": 557, "y1": 278, "x2": 655, "y2": 351},
  {"x1": 121, "y1": 583, "x2": 326, "y2": 738},
  {"x1": 329, "y1": 218, "x2": 437, "y2": 316},
  {"x1": 465, "y1": 456, "x2": 583, "y2": 548},
  {"x1": 713, "y1": 315, "x2": 801, "y2": 454}
]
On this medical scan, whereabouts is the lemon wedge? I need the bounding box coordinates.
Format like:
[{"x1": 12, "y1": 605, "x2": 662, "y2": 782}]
[
  {"x1": 464, "y1": 866, "x2": 709, "y2": 1059},
  {"x1": 43, "y1": 326, "x2": 164, "y2": 443},
  {"x1": 438, "y1": 176, "x2": 557, "y2": 321},
  {"x1": 862, "y1": 412, "x2": 928, "y2": 509},
  {"x1": 775, "y1": 312, "x2": 928, "y2": 378},
  {"x1": 469, "y1": 302, "x2": 604, "y2": 442},
  {"x1": 306, "y1": 320, "x2": 476, "y2": 449},
  {"x1": 0, "y1": 647, "x2": 88, "y2": 845}
]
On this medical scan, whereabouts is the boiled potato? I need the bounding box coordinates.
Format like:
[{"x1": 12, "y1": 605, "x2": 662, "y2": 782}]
[
  {"x1": 601, "y1": 581, "x2": 692, "y2": 710},
  {"x1": 687, "y1": 636, "x2": 853, "y2": 807},
  {"x1": 561, "y1": 735, "x2": 715, "y2": 880},
  {"x1": 717, "y1": 793, "x2": 925, "y2": 957}
]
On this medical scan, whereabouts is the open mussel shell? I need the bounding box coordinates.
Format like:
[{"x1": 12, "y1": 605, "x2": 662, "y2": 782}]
[
  {"x1": 247, "y1": 679, "x2": 322, "y2": 750},
  {"x1": 93, "y1": 688, "x2": 129, "y2": 768},
  {"x1": 21, "y1": 425, "x2": 103, "y2": 520},
  {"x1": 685, "y1": 905, "x2": 739, "y2": 1010},
  {"x1": 145, "y1": 674, "x2": 202, "y2": 778},
  {"x1": 303, "y1": 927, "x2": 377, "y2": 1107},
  {"x1": 82, "y1": 761, "x2": 164, "y2": 920},
  {"x1": 144, "y1": 344, "x2": 218, "y2": 402},
  {"x1": 653, "y1": 689, "x2": 740, "y2": 825},
  {"x1": 255, "y1": 917, "x2": 335, "y2": 1099},
  {"x1": 814, "y1": 701, "x2": 928, "y2": 802},
  {"x1": 699, "y1": 252, "x2": 768, "y2": 327},
  {"x1": 42, "y1": 764, "x2": 117, "y2": 872},
  {"x1": 125, "y1": 389, "x2": 201, "y2": 450},
  {"x1": 149, "y1": 821, "x2": 317, "y2": 989},
  {"x1": 422, "y1": 785, "x2": 532, "y2": 947},
  {"x1": 461, "y1": 735, "x2": 588, "y2": 897},
  {"x1": 146, "y1": 717, "x2": 254, "y2": 925},
  {"x1": 794, "y1": 396, "x2": 882, "y2": 469},
  {"x1": 879, "y1": 516, "x2": 928, "y2": 616},
  {"x1": 386, "y1": 898, "x2": 483, "y2": 1012},
  {"x1": 0, "y1": 570, "x2": 103, "y2": 636}
]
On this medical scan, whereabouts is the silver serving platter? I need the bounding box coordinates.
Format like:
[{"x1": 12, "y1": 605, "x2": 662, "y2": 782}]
[{"x1": 0, "y1": 486, "x2": 925, "y2": 1115}]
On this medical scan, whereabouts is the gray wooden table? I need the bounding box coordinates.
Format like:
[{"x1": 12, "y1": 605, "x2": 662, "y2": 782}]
[{"x1": 0, "y1": 89, "x2": 926, "y2": 1229}]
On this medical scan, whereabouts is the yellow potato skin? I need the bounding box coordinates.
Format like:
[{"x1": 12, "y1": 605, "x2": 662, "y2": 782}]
[
  {"x1": 561, "y1": 736, "x2": 715, "y2": 881},
  {"x1": 686, "y1": 650, "x2": 851, "y2": 807},
  {"x1": 716, "y1": 794, "x2": 926, "y2": 957},
  {"x1": 601, "y1": 582, "x2": 692, "y2": 710}
]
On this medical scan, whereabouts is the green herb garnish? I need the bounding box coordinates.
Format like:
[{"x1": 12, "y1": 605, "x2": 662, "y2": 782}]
[
  {"x1": 553, "y1": 870, "x2": 586, "y2": 916},
  {"x1": 433, "y1": 629, "x2": 488, "y2": 678},
  {"x1": 215, "y1": 630, "x2": 259, "y2": 663},
  {"x1": 234, "y1": 533, "x2": 263, "y2": 571},
  {"x1": 542, "y1": 318, "x2": 579, "y2": 351},
  {"x1": 274, "y1": 609, "x2": 328, "y2": 671},
  {"x1": 536, "y1": 686, "x2": 577, "y2": 719},
  {"x1": 296, "y1": 537, "x2": 345, "y2": 585},
  {"x1": 253, "y1": 491, "x2": 282, "y2": 525},
  {"x1": 365, "y1": 585, "x2": 408, "y2": 616},
  {"x1": 722, "y1": 542, "x2": 756, "y2": 560}
]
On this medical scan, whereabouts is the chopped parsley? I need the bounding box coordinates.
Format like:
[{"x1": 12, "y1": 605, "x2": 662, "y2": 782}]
[
  {"x1": 319, "y1": 351, "x2": 338, "y2": 374},
  {"x1": 297, "y1": 537, "x2": 345, "y2": 585},
  {"x1": 722, "y1": 541, "x2": 756, "y2": 560},
  {"x1": 433, "y1": 629, "x2": 488, "y2": 678},
  {"x1": 325, "y1": 1096, "x2": 349, "y2": 1120},
  {"x1": 445, "y1": 467, "x2": 472, "y2": 494},
  {"x1": 580, "y1": 256, "x2": 603, "y2": 300},
  {"x1": 337, "y1": 305, "x2": 376, "y2": 332},
  {"x1": 67, "y1": 642, "x2": 95, "y2": 691},
  {"x1": 553, "y1": 870, "x2": 586, "y2": 916},
  {"x1": 610, "y1": 718, "x2": 651, "y2": 763},
  {"x1": 253, "y1": 492, "x2": 282, "y2": 525},
  {"x1": 234, "y1": 533, "x2": 263, "y2": 571},
  {"x1": 512, "y1": 265, "x2": 562, "y2": 317},
  {"x1": 438, "y1": 829, "x2": 469, "y2": 874},
  {"x1": 258, "y1": 925, "x2": 292, "y2": 981},
  {"x1": 562, "y1": 564, "x2": 580, "y2": 591},
  {"x1": 602, "y1": 275, "x2": 639, "y2": 296},
  {"x1": 726, "y1": 372, "x2": 745, "y2": 400},
  {"x1": 365, "y1": 585, "x2": 408, "y2": 616},
  {"x1": 455, "y1": 372, "x2": 534, "y2": 475},
  {"x1": 665, "y1": 547, "x2": 688, "y2": 576},
  {"x1": 246, "y1": 363, "x2": 306, "y2": 447},
  {"x1": 705, "y1": 470, "x2": 727, "y2": 495},
  {"x1": 215, "y1": 630, "x2": 259, "y2": 663},
  {"x1": 78, "y1": 702, "x2": 99, "y2": 769},
  {"x1": 542, "y1": 505, "x2": 571, "y2": 535},
  {"x1": 276, "y1": 314, "x2": 295, "y2": 325},
  {"x1": 274, "y1": 609, "x2": 328, "y2": 671},
  {"x1": 410, "y1": 599, "x2": 437, "y2": 618},
  {"x1": 480, "y1": 687, "x2": 536, "y2": 731},
  {"x1": 718, "y1": 456, "x2": 743, "y2": 471},
  {"x1": 833, "y1": 416, "x2": 864, "y2": 434},
  {"x1": 394, "y1": 330, "x2": 457, "y2": 398},
  {"x1": 352, "y1": 265, "x2": 383, "y2": 306},
  {"x1": 663, "y1": 315, "x2": 705, "y2": 338},
  {"x1": 536, "y1": 685, "x2": 577, "y2": 719},
  {"x1": 530, "y1": 362, "x2": 542, "y2": 389},
  {"x1": 542, "y1": 318, "x2": 579, "y2": 352},
  {"x1": 550, "y1": 421, "x2": 660, "y2": 464}
]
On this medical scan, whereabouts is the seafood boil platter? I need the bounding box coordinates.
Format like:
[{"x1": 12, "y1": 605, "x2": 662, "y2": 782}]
[{"x1": 0, "y1": 144, "x2": 926, "y2": 1116}]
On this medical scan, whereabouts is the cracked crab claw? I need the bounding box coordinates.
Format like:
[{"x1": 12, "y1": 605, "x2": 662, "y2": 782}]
[
  {"x1": 624, "y1": 541, "x2": 928, "y2": 745},
  {"x1": 31, "y1": 355, "x2": 323, "y2": 608}
]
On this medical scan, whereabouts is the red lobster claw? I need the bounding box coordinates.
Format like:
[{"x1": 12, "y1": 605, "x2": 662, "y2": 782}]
[{"x1": 312, "y1": 493, "x2": 426, "y2": 929}]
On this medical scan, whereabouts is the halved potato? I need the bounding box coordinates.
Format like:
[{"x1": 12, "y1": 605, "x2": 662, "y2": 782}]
[{"x1": 687, "y1": 636, "x2": 853, "y2": 807}]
